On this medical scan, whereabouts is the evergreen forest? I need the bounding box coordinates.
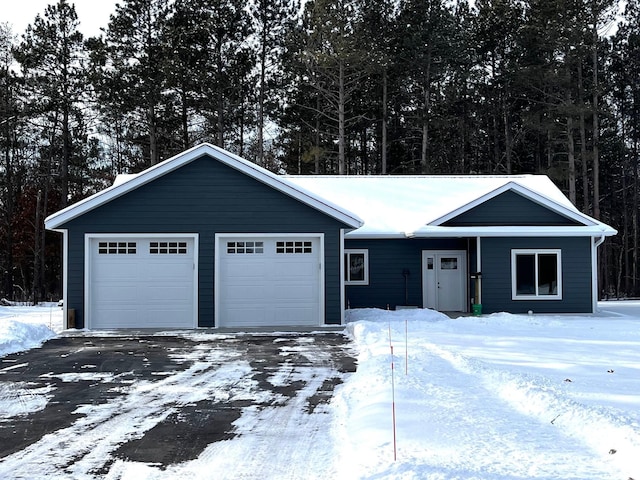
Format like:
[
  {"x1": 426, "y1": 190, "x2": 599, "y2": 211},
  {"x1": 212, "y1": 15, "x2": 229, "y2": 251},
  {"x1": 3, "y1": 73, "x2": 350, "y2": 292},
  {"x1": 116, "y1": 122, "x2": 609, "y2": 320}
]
[{"x1": 1, "y1": 0, "x2": 639, "y2": 303}]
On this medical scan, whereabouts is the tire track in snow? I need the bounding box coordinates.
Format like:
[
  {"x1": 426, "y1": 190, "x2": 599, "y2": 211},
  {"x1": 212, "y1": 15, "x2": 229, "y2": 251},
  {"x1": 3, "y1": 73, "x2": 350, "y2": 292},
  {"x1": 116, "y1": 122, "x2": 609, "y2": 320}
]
[
  {"x1": 422, "y1": 342, "x2": 640, "y2": 480},
  {"x1": 109, "y1": 341, "x2": 349, "y2": 480},
  {"x1": 332, "y1": 339, "x2": 626, "y2": 480},
  {"x1": 0, "y1": 350, "x2": 249, "y2": 479}
]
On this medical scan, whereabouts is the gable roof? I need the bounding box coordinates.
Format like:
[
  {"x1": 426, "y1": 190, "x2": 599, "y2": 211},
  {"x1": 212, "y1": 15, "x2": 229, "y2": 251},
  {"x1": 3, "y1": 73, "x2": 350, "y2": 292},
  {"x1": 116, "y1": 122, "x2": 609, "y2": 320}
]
[
  {"x1": 45, "y1": 143, "x2": 363, "y2": 230},
  {"x1": 284, "y1": 175, "x2": 617, "y2": 238}
]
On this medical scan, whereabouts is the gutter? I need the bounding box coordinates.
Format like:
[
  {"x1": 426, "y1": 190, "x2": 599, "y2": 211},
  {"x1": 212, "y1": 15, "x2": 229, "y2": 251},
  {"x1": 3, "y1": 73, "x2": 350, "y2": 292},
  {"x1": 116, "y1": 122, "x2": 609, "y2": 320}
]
[{"x1": 591, "y1": 232, "x2": 607, "y2": 313}]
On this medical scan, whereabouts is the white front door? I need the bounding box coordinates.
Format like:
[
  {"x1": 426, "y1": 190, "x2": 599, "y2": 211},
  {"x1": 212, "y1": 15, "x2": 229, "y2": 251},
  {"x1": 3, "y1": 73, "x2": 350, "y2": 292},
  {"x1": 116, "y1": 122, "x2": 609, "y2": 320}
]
[{"x1": 422, "y1": 250, "x2": 467, "y2": 312}]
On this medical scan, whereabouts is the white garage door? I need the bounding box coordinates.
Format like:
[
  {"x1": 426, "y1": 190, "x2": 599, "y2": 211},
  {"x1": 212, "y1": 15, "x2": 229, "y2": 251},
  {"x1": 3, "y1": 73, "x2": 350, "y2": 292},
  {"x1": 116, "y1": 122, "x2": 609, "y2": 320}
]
[
  {"x1": 88, "y1": 236, "x2": 197, "y2": 329},
  {"x1": 217, "y1": 236, "x2": 322, "y2": 328}
]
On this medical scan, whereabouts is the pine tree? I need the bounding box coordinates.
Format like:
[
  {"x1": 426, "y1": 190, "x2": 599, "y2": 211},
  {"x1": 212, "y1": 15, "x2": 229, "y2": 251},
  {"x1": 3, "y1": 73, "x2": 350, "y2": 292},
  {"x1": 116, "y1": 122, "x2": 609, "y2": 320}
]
[
  {"x1": 97, "y1": 0, "x2": 171, "y2": 166},
  {"x1": 0, "y1": 23, "x2": 20, "y2": 299},
  {"x1": 250, "y1": 0, "x2": 298, "y2": 166},
  {"x1": 14, "y1": 0, "x2": 87, "y2": 207}
]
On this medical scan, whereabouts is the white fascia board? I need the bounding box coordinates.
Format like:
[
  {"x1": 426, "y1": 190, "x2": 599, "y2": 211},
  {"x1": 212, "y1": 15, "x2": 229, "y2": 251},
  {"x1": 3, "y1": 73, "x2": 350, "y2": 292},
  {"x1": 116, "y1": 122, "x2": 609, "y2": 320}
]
[
  {"x1": 45, "y1": 143, "x2": 363, "y2": 230},
  {"x1": 344, "y1": 231, "x2": 409, "y2": 239},
  {"x1": 410, "y1": 225, "x2": 618, "y2": 238},
  {"x1": 429, "y1": 181, "x2": 599, "y2": 228}
]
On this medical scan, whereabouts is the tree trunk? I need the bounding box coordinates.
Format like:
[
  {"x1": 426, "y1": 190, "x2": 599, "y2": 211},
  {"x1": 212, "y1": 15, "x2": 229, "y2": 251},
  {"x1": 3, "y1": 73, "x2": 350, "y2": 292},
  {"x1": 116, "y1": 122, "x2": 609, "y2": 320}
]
[
  {"x1": 2, "y1": 122, "x2": 15, "y2": 297},
  {"x1": 315, "y1": 95, "x2": 320, "y2": 174},
  {"x1": 567, "y1": 113, "x2": 576, "y2": 204},
  {"x1": 578, "y1": 61, "x2": 589, "y2": 213},
  {"x1": 591, "y1": 11, "x2": 600, "y2": 220},
  {"x1": 257, "y1": 27, "x2": 267, "y2": 166},
  {"x1": 62, "y1": 106, "x2": 70, "y2": 206},
  {"x1": 634, "y1": 139, "x2": 639, "y2": 295},
  {"x1": 504, "y1": 101, "x2": 512, "y2": 175},
  {"x1": 32, "y1": 190, "x2": 42, "y2": 305},
  {"x1": 421, "y1": 48, "x2": 432, "y2": 174},
  {"x1": 181, "y1": 88, "x2": 189, "y2": 149},
  {"x1": 216, "y1": 40, "x2": 224, "y2": 149},
  {"x1": 338, "y1": 59, "x2": 346, "y2": 175},
  {"x1": 149, "y1": 103, "x2": 158, "y2": 165},
  {"x1": 381, "y1": 68, "x2": 388, "y2": 174}
]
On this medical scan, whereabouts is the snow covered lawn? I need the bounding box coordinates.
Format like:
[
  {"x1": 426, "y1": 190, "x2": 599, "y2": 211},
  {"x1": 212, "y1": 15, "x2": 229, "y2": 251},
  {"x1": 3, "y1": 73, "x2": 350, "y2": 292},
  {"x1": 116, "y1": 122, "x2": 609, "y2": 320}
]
[
  {"x1": 0, "y1": 303, "x2": 61, "y2": 357},
  {"x1": 338, "y1": 304, "x2": 640, "y2": 480},
  {"x1": 1, "y1": 302, "x2": 640, "y2": 479}
]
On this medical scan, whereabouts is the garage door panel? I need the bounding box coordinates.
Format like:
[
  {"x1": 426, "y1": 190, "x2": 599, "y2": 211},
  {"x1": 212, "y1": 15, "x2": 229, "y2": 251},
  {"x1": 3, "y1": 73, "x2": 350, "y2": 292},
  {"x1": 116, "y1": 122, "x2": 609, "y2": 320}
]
[
  {"x1": 271, "y1": 285, "x2": 315, "y2": 302},
  {"x1": 141, "y1": 285, "x2": 192, "y2": 303},
  {"x1": 273, "y1": 260, "x2": 316, "y2": 277},
  {"x1": 218, "y1": 236, "x2": 321, "y2": 328},
  {"x1": 142, "y1": 262, "x2": 193, "y2": 279},
  {"x1": 93, "y1": 262, "x2": 139, "y2": 280},
  {"x1": 221, "y1": 262, "x2": 268, "y2": 279},
  {"x1": 274, "y1": 306, "x2": 315, "y2": 325},
  {"x1": 226, "y1": 284, "x2": 267, "y2": 301},
  {"x1": 93, "y1": 284, "x2": 140, "y2": 303},
  {"x1": 89, "y1": 237, "x2": 196, "y2": 329},
  {"x1": 225, "y1": 307, "x2": 268, "y2": 326},
  {"x1": 92, "y1": 309, "x2": 138, "y2": 328}
]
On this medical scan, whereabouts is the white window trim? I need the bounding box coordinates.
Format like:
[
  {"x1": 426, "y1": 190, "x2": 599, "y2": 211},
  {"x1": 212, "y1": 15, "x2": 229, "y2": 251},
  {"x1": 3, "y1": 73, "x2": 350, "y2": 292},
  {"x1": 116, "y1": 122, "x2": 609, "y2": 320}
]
[
  {"x1": 511, "y1": 248, "x2": 562, "y2": 300},
  {"x1": 345, "y1": 249, "x2": 369, "y2": 285}
]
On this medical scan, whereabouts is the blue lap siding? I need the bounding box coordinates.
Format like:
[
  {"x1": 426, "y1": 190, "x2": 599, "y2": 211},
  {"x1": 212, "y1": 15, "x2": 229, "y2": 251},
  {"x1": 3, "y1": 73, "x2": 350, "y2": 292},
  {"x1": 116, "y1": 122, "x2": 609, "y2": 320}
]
[
  {"x1": 345, "y1": 236, "x2": 592, "y2": 314},
  {"x1": 58, "y1": 154, "x2": 350, "y2": 328},
  {"x1": 481, "y1": 237, "x2": 592, "y2": 314},
  {"x1": 444, "y1": 190, "x2": 582, "y2": 226},
  {"x1": 344, "y1": 238, "x2": 468, "y2": 310}
]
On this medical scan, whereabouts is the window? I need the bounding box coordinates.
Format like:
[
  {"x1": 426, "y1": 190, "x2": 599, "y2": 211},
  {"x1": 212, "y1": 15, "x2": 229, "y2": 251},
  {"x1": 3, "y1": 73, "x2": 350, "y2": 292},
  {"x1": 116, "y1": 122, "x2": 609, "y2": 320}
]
[
  {"x1": 276, "y1": 241, "x2": 312, "y2": 254},
  {"x1": 150, "y1": 241, "x2": 188, "y2": 254},
  {"x1": 441, "y1": 257, "x2": 458, "y2": 270},
  {"x1": 511, "y1": 249, "x2": 562, "y2": 300},
  {"x1": 98, "y1": 241, "x2": 136, "y2": 255},
  {"x1": 227, "y1": 241, "x2": 263, "y2": 254},
  {"x1": 344, "y1": 249, "x2": 369, "y2": 285}
]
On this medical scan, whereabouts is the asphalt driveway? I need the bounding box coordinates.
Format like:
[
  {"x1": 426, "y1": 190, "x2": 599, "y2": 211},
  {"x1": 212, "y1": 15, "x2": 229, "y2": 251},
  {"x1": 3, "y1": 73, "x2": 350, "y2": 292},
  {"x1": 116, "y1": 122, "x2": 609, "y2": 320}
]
[{"x1": 0, "y1": 332, "x2": 356, "y2": 478}]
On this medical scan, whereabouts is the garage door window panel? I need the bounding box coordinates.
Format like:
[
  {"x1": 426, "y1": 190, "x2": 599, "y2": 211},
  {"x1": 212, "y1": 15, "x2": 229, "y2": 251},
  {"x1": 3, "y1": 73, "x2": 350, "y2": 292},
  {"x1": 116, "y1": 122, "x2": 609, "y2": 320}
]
[
  {"x1": 98, "y1": 241, "x2": 137, "y2": 255},
  {"x1": 227, "y1": 241, "x2": 264, "y2": 254},
  {"x1": 276, "y1": 241, "x2": 312, "y2": 254},
  {"x1": 150, "y1": 241, "x2": 188, "y2": 254}
]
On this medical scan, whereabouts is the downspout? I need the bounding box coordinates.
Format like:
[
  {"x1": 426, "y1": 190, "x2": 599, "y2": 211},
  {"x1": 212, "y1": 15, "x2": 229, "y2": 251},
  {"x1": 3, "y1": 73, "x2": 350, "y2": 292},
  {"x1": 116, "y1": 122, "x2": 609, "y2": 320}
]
[
  {"x1": 340, "y1": 229, "x2": 346, "y2": 325},
  {"x1": 592, "y1": 233, "x2": 606, "y2": 313},
  {"x1": 476, "y1": 236, "x2": 482, "y2": 306}
]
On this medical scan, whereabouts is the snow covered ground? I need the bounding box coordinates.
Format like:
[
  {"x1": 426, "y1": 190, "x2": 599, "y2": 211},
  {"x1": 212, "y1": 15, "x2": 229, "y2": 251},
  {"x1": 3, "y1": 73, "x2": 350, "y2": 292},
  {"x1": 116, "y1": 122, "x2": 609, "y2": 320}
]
[
  {"x1": 1, "y1": 302, "x2": 639, "y2": 479},
  {"x1": 0, "y1": 303, "x2": 61, "y2": 357}
]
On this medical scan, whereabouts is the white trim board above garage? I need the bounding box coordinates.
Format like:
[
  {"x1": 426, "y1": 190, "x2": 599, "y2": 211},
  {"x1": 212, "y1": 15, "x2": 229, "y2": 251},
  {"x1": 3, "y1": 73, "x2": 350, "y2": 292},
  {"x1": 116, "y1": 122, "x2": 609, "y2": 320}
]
[{"x1": 84, "y1": 234, "x2": 199, "y2": 329}]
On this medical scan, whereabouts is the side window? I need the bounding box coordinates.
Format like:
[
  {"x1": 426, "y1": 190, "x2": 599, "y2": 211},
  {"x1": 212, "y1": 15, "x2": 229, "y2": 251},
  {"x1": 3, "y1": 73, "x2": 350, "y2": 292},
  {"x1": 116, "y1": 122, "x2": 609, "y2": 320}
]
[
  {"x1": 344, "y1": 249, "x2": 369, "y2": 285},
  {"x1": 511, "y1": 249, "x2": 562, "y2": 299}
]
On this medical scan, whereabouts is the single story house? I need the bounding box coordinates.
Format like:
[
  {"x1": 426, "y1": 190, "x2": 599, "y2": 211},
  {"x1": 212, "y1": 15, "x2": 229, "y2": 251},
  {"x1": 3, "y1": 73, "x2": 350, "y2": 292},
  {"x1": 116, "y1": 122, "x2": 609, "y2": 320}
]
[{"x1": 45, "y1": 143, "x2": 617, "y2": 329}]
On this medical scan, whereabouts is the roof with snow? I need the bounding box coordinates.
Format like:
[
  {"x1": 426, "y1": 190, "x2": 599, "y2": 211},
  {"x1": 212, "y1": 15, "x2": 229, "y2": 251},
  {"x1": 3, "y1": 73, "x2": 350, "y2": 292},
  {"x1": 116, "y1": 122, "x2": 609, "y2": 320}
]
[
  {"x1": 45, "y1": 144, "x2": 363, "y2": 230},
  {"x1": 45, "y1": 143, "x2": 615, "y2": 239},
  {"x1": 284, "y1": 175, "x2": 617, "y2": 238}
]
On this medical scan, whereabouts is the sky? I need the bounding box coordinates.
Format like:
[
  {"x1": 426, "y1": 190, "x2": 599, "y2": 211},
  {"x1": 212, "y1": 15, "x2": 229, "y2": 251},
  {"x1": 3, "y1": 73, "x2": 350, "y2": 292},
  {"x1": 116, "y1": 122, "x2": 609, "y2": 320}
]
[{"x1": 1, "y1": 0, "x2": 119, "y2": 38}]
